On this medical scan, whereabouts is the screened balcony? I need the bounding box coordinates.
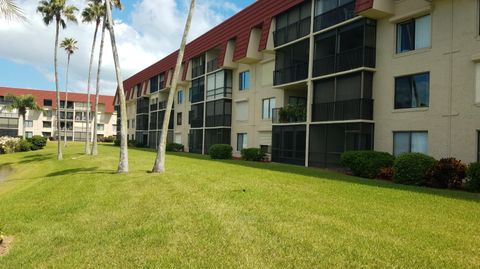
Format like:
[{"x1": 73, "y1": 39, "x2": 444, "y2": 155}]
[
  {"x1": 272, "y1": 106, "x2": 307, "y2": 124},
  {"x1": 189, "y1": 78, "x2": 205, "y2": 103},
  {"x1": 188, "y1": 129, "x2": 203, "y2": 154},
  {"x1": 312, "y1": 98, "x2": 373, "y2": 122},
  {"x1": 206, "y1": 70, "x2": 232, "y2": 101},
  {"x1": 313, "y1": 18, "x2": 376, "y2": 77},
  {"x1": 136, "y1": 97, "x2": 150, "y2": 114},
  {"x1": 191, "y1": 55, "x2": 206, "y2": 78},
  {"x1": 314, "y1": 0, "x2": 356, "y2": 32},
  {"x1": 206, "y1": 99, "x2": 232, "y2": 127},
  {"x1": 207, "y1": 58, "x2": 219, "y2": 73},
  {"x1": 189, "y1": 103, "x2": 204, "y2": 128},
  {"x1": 274, "y1": 40, "x2": 309, "y2": 86},
  {"x1": 273, "y1": 1, "x2": 311, "y2": 47},
  {"x1": 272, "y1": 125, "x2": 306, "y2": 165},
  {"x1": 204, "y1": 128, "x2": 231, "y2": 154}
]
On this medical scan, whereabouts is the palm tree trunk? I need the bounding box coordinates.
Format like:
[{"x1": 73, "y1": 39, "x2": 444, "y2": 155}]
[
  {"x1": 152, "y1": 0, "x2": 196, "y2": 173},
  {"x1": 64, "y1": 53, "x2": 70, "y2": 148},
  {"x1": 105, "y1": 0, "x2": 128, "y2": 173},
  {"x1": 85, "y1": 20, "x2": 100, "y2": 155},
  {"x1": 91, "y1": 19, "x2": 106, "y2": 156},
  {"x1": 54, "y1": 19, "x2": 62, "y2": 160}
]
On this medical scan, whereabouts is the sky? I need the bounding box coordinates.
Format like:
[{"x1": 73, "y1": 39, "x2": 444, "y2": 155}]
[{"x1": 0, "y1": 0, "x2": 255, "y2": 96}]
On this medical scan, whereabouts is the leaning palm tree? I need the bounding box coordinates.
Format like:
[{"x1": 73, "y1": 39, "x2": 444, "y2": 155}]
[
  {"x1": 0, "y1": 0, "x2": 25, "y2": 20},
  {"x1": 37, "y1": 0, "x2": 78, "y2": 160},
  {"x1": 152, "y1": 0, "x2": 196, "y2": 173},
  {"x1": 105, "y1": 0, "x2": 128, "y2": 173},
  {"x1": 5, "y1": 94, "x2": 42, "y2": 138},
  {"x1": 60, "y1": 37, "x2": 78, "y2": 148},
  {"x1": 88, "y1": 0, "x2": 122, "y2": 156}
]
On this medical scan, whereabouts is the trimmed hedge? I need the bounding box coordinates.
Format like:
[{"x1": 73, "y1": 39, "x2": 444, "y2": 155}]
[
  {"x1": 466, "y1": 162, "x2": 480, "y2": 192},
  {"x1": 393, "y1": 153, "x2": 436, "y2": 185},
  {"x1": 209, "y1": 144, "x2": 232, "y2": 160},
  {"x1": 27, "y1": 135, "x2": 47, "y2": 150},
  {"x1": 341, "y1": 151, "x2": 395, "y2": 179},
  {"x1": 19, "y1": 140, "x2": 33, "y2": 152},
  {"x1": 166, "y1": 143, "x2": 184, "y2": 152},
  {"x1": 241, "y1": 148, "x2": 265, "y2": 162},
  {"x1": 428, "y1": 158, "x2": 467, "y2": 189}
]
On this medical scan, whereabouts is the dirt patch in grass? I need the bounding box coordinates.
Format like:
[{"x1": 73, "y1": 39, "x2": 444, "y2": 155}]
[{"x1": 0, "y1": 236, "x2": 14, "y2": 257}]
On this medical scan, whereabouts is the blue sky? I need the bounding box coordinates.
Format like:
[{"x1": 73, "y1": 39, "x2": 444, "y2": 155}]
[{"x1": 0, "y1": 0, "x2": 255, "y2": 95}]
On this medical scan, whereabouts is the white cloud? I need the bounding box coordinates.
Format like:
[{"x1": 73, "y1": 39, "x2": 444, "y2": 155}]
[{"x1": 0, "y1": 0, "x2": 240, "y2": 95}]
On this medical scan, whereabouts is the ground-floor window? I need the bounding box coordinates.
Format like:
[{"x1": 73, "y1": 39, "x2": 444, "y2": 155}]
[
  {"x1": 42, "y1": 132, "x2": 51, "y2": 138},
  {"x1": 262, "y1": 98, "x2": 276, "y2": 119},
  {"x1": 237, "y1": 133, "x2": 248, "y2": 151},
  {"x1": 25, "y1": 131, "x2": 33, "y2": 138},
  {"x1": 393, "y1": 131, "x2": 428, "y2": 156}
]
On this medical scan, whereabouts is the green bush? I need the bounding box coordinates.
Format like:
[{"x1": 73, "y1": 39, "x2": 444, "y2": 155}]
[
  {"x1": 466, "y1": 162, "x2": 480, "y2": 192},
  {"x1": 393, "y1": 153, "x2": 436, "y2": 185},
  {"x1": 340, "y1": 151, "x2": 395, "y2": 179},
  {"x1": 428, "y1": 158, "x2": 467, "y2": 189},
  {"x1": 209, "y1": 144, "x2": 232, "y2": 160},
  {"x1": 241, "y1": 148, "x2": 265, "y2": 162},
  {"x1": 19, "y1": 140, "x2": 33, "y2": 152},
  {"x1": 27, "y1": 135, "x2": 47, "y2": 150},
  {"x1": 100, "y1": 136, "x2": 115, "y2": 143},
  {"x1": 166, "y1": 143, "x2": 184, "y2": 152},
  {"x1": 114, "y1": 139, "x2": 120, "y2": 146}
]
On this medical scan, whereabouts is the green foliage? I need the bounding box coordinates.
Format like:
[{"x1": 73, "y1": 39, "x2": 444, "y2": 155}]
[
  {"x1": 209, "y1": 144, "x2": 232, "y2": 160},
  {"x1": 428, "y1": 158, "x2": 467, "y2": 189},
  {"x1": 378, "y1": 167, "x2": 394, "y2": 181},
  {"x1": 27, "y1": 135, "x2": 47, "y2": 150},
  {"x1": 99, "y1": 136, "x2": 115, "y2": 143},
  {"x1": 393, "y1": 153, "x2": 436, "y2": 185},
  {"x1": 241, "y1": 148, "x2": 265, "y2": 162},
  {"x1": 19, "y1": 139, "x2": 33, "y2": 152},
  {"x1": 166, "y1": 143, "x2": 184, "y2": 152},
  {"x1": 466, "y1": 163, "x2": 480, "y2": 192},
  {"x1": 0, "y1": 137, "x2": 20, "y2": 154},
  {"x1": 278, "y1": 105, "x2": 306, "y2": 123},
  {"x1": 341, "y1": 151, "x2": 395, "y2": 179},
  {"x1": 114, "y1": 139, "x2": 120, "y2": 146},
  {"x1": 5, "y1": 94, "x2": 42, "y2": 116}
]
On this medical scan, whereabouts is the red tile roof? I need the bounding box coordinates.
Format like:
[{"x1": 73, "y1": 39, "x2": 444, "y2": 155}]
[
  {"x1": 0, "y1": 87, "x2": 116, "y2": 113},
  {"x1": 121, "y1": 0, "x2": 305, "y2": 99}
]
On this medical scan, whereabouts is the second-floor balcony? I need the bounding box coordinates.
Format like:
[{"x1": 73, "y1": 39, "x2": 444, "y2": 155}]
[
  {"x1": 313, "y1": 46, "x2": 375, "y2": 77},
  {"x1": 273, "y1": 17, "x2": 311, "y2": 47},
  {"x1": 272, "y1": 106, "x2": 306, "y2": 124},
  {"x1": 207, "y1": 59, "x2": 219, "y2": 73},
  {"x1": 274, "y1": 63, "x2": 308, "y2": 86},
  {"x1": 314, "y1": 1, "x2": 356, "y2": 32},
  {"x1": 312, "y1": 98, "x2": 373, "y2": 122}
]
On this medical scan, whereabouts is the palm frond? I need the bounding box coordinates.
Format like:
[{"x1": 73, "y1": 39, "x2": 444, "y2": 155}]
[{"x1": 0, "y1": 0, "x2": 26, "y2": 21}]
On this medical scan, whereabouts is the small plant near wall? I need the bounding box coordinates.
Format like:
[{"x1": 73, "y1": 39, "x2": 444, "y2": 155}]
[
  {"x1": 466, "y1": 163, "x2": 480, "y2": 192},
  {"x1": 428, "y1": 158, "x2": 467, "y2": 189},
  {"x1": 278, "y1": 105, "x2": 306, "y2": 123},
  {"x1": 209, "y1": 144, "x2": 232, "y2": 160}
]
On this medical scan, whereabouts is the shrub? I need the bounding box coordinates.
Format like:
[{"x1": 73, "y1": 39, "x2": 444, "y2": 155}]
[
  {"x1": 241, "y1": 148, "x2": 265, "y2": 162},
  {"x1": 393, "y1": 153, "x2": 436, "y2": 185},
  {"x1": 19, "y1": 140, "x2": 33, "y2": 152},
  {"x1": 114, "y1": 139, "x2": 120, "y2": 146},
  {"x1": 0, "y1": 137, "x2": 20, "y2": 154},
  {"x1": 340, "y1": 151, "x2": 395, "y2": 179},
  {"x1": 209, "y1": 144, "x2": 232, "y2": 160},
  {"x1": 27, "y1": 135, "x2": 47, "y2": 150},
  {"x1": 100, "y1": 136, "x2": 115, "y2": 143},
  {"x1": 378, "y1": 167, "x2": 394, "y2": 181},
  {"x1": 428, "y1": 158, "x2": 467, "y2": 189},
  {"x1": 466, "y1": 162, "x2": 480, "y2": 192},
  {"x1": 166, "y1": 143, "x2": 184, "y2": 152}
]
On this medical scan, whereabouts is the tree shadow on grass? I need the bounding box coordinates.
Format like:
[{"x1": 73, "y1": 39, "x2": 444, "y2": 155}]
[
  {"x1": 46, "y1": 167, "x2": 115, "y2": 177},
  {"x1": 18, "y1": 153, "x2": 54, "y2": 164},
  {"x1": 166, "y1": 152, "x2": 480, "y2": 203}
]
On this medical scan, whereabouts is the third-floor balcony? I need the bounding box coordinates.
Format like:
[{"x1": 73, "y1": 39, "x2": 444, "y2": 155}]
[
  {"x1": 273, "y1": 17, "x2": 311, "y2": 47},
  {"x1": 314, "y1": 1, "x2": 356, "y2": 32},
  {"x1": 312, "y1": 98, "x2": 373, "y2": 122},
  {"x1": 313, "y1": 46, "x2": 375, "y2": 77},
  {"x1": 272, "y1": 106, "x2": 307, "y2": 124},
  {"x1": 273, "y1": 63, "x2": 308, "y2": 86}
]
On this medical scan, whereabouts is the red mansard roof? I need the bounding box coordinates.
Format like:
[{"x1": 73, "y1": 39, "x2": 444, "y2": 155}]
[
  {"x1": 0, "y1": 87, "x2": 116, "y2": 113},
  {"x1": 122, "y1": 0, "x2": 305, "y2": 97}
]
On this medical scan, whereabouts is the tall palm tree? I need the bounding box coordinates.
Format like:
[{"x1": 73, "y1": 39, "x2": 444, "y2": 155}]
[
  {"x1": 89, "y1": 0, "x2": 121, "y2": 156},
  {"x1": 0, "y1": 0, "x2": 25, "y2": 20},
  {"x1": 60, "y1": 37, "x2": 78, "y2": 147},
  {"x1": 152, "y1": 0, "x2": 196, "y2": 173},
  {"x1": 37, "y1": 0, "x2": 78, "y2": 161},
  {"x1": 105, "y1": 0, "x2": 128, "y2": 173},
  {"x1": 5, "y1": 94, "x2": 42, "y2": 138}
]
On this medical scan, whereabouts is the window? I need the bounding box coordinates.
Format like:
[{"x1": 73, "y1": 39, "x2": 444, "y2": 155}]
[
  {"x1": 97, "y1": 124, "x2": 104, "y2": 131},
  {"x1": 25, "y1": 131, "x2": 33, "y2": 139},
  {"x1": 150, "y1": 76, "x2": 159, "y2": 93},
  {"x1": 177, "y1": 90, "x2": 184, "y2": 104},
  {"x1": 475, "y1": 63, "x2": 480, "y2": 104},
  {"x1": 393, "y1": 131, "x2": 428, "y2": 156},
  {"x1": 396, "y1": 15, "x2": 431, "y2": 53},
  {"x1": 478, "y1": 131, "x2": 480, "y2": 162},
  {"x1": 177, "y1": 112, "x2": 182, "y2": 126},
  {"x1": 43, "y1": 121, "x2": 52, "y2": 128},
  {"x1": 262, "y1": 98, "x2": 276, "y2": 119},
  {"x1": 42, "y1": 132, "x2": 51, "y2": 138},
  {"x1": 239, "y1": 71, "x2": 250, "y2": 91},
  {"x1": 395, "y1": 73, "x2": 430, "y2": 109},
  {"x1": 189, "y1": 78, "x2": 205, "y2": 103},
  {"x1": 206, "y1": 70, "x2": 232, "y2": 100},
  {"x1": 43, "y1": 110, "x2": 53, "y2": 117},
  {"x1": 25, "y1": 120, "x2": 33, "y2": 128},
  {"x1": 237, "y1": 133, "x2": 248, "y2": 151},
  {"x1": 43, "y1": 99, "x2": 52, "y2": 106}
]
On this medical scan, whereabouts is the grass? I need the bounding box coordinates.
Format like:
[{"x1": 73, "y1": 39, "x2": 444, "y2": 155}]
[{"x1": 0, "y1": 143, "x2": 479, "y2": 268}]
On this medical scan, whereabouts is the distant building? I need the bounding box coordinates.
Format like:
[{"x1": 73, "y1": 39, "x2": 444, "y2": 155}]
[
  {"x1": 0, "y1": 87, "x2": 117, "y2": 141},
  {"x1": 116, "y1": 0, "x2": 480, "y2": 166}
]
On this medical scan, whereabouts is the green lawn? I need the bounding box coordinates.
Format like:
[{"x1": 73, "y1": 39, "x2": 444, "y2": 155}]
[{"x1": 0, "y1": 143, "x2": 479, "y2": 268}]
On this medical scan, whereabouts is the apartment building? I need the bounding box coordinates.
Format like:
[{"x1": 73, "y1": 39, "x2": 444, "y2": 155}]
[
  {"x1": 117, "y1": 0, "x2": 480, "y2": 167},
  {"x1": 0, "y1": 87, "x2": 117, "y2": 140}
]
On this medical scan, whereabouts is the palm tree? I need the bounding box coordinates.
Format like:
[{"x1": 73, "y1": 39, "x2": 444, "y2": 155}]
[
  {"x1": 88, "y1": 0, "x2": 122, "y2": 156},
  {"x1": 60, "y1": 37, "x2": 78, "y2": 148},
  {"x1": 37, "y1": 0, "x2": 78, "y2": 161},
  {"x1": 0, "y1": 0, "x2": 25, "y2": 20},
  {"x1": 152, "y1": 0, "x2": 196, "y2": 173},
  {"x1": 5, "y1": 94, "x2": 42, "y2": 138},
  {"x1": 104, "y1": 0, "x2": 128, "y2": 173}
]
